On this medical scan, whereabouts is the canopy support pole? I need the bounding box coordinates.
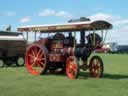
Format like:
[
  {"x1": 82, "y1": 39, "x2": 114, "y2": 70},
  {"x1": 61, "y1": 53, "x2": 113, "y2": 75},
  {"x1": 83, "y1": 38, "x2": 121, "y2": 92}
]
[
  {"x1": 34, "y1": 31, "x2": 37, "y2": 42},
  {"x1": 103, "y1": 29, "x2": 108, "y2": 43},
  {"x1": 80, "y1": 29, "x2": 85, "y2": 46},
  {"x1": 101, "y1": 30, "x2": 104, "y2": 43},
  {"x1": 93, "y1": 29, "x2": 96, "y2": 46},
  {"x1": 26, "y1": 31, "x2": 28, "y2": 41},
  {"x1": 74, "y1": 32, "x2": 76, "y2": 52}
]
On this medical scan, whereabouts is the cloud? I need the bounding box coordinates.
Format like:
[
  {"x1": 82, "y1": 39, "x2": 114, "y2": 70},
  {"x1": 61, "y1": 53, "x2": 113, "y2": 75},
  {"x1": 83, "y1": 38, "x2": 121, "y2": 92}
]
[
  {"x1": 39, "y1": 9, "x2": 55, "y2": 16},
  {"x1": 20, "y1": 16, "x2": 31, "y2": 23},
  {"x1": 38, "y1": 9, "x2": 74, "y2": 18},
  {"x1": 89, "y1": 13, "x2": 114, "y2": 21},
  {"x1": 55, "y1": 11, "x2": 74, "y2": 18}
]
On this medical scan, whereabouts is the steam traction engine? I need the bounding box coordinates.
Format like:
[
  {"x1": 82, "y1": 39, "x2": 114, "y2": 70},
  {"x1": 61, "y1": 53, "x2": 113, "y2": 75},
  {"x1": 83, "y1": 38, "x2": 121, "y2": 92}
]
[{"x1": 18, "y1": 20, "x2": 112, "y2": 79}]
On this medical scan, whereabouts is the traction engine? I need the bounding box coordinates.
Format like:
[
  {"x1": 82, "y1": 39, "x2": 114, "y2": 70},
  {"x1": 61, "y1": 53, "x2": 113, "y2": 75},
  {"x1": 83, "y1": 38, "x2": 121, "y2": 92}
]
[{"x1": 18, "y1": 19, "x2": 112, "y2": 79}]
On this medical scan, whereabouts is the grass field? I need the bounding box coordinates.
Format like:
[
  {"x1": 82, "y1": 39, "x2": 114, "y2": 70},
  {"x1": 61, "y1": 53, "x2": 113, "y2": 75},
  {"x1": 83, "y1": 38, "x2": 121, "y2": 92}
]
[{"x1": 0, "y1": 54, "x2": 128, "y2": 96}]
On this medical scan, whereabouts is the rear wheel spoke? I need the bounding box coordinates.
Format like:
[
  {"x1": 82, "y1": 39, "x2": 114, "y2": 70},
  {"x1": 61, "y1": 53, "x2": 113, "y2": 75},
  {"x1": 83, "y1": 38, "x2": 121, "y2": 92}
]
[
  {"x1": 31, "y1": 62, "x2": 36, "y2": 67},
  {"x1": 37, "y1": 57, "x2": 45, "y2": 61},
  {"x1": 34, "y1": 47, "x2": 38, "y2": 56},
  {"x1": 38, "y1": 49, "x2": 42, "y2": 56}
]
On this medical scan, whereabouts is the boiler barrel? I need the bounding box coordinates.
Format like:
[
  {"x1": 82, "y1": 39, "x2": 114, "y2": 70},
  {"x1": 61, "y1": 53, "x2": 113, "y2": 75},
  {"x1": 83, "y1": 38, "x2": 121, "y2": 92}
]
[{"x1": 75, "y1": 47, "x2": 92, "y2": 58}]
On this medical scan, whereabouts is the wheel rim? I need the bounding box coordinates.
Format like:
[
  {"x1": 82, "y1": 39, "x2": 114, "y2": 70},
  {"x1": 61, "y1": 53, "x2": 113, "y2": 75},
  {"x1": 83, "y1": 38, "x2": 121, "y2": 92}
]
[
  {"x1": 89, "y1": 56, "x2": 103, "y2": 78},
  {"x1": 26, "y1": 44, "x2": 47, "y2": 75},
  {"x1": 0, "y1": 60, "x2": 4, "y2": 68},
  {"x1": 17, "y1": 57, "x2": 24, "y2": 66},
  {"x1": 66, "y1": 56, "x2": 79, "y2": 79}
]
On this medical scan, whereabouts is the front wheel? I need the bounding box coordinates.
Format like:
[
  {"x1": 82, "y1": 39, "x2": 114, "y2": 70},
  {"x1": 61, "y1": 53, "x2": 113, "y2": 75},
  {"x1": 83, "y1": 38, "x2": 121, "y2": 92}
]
[
  {"x1": 66, "y1": 56, "x2": 79, "y2": 79},
  {"x1": 89, "y1": 56, "x2": 104, "y2": 78}
]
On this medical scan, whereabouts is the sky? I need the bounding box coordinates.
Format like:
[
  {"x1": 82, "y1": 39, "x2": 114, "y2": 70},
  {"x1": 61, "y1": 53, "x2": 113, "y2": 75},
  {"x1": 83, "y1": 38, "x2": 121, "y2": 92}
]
[{"x1": 0, "y1": 0, "x2": 128, "y2": 45}]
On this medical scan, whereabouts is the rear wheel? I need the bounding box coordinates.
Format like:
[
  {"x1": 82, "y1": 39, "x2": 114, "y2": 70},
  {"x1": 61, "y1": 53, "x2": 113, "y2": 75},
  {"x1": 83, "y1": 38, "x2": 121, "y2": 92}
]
[
  {"x1": 66, "y1": 56, "x2": 79, "y2": 79},
  {"x1": 89, "y1": 56, "x2": 104, "y2": 78},
  {"x1": 25, "y1": 44, "x2": 48, "y2": 75}
]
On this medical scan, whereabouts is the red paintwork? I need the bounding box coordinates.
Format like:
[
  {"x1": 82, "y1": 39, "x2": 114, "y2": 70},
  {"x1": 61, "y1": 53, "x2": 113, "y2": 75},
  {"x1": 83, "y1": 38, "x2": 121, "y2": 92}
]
[
  {"x1": 49, "y1": 53, "x2": 65, "y2": 62},
  {"x1": 95, "y1": 48, "x2": 110, "y2": 53}
]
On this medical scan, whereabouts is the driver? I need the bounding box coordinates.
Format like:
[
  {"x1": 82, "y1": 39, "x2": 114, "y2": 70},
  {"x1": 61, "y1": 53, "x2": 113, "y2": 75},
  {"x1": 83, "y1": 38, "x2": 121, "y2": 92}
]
[{"x1": 86, "y1": 33, "x2": 102, "y2": 47}]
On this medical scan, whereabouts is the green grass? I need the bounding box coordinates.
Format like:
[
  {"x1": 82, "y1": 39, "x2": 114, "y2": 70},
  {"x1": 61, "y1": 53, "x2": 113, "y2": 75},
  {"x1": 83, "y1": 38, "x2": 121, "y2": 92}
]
[{"x1": 0, "y1": 54, "x2": 128, "y2": 96}]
